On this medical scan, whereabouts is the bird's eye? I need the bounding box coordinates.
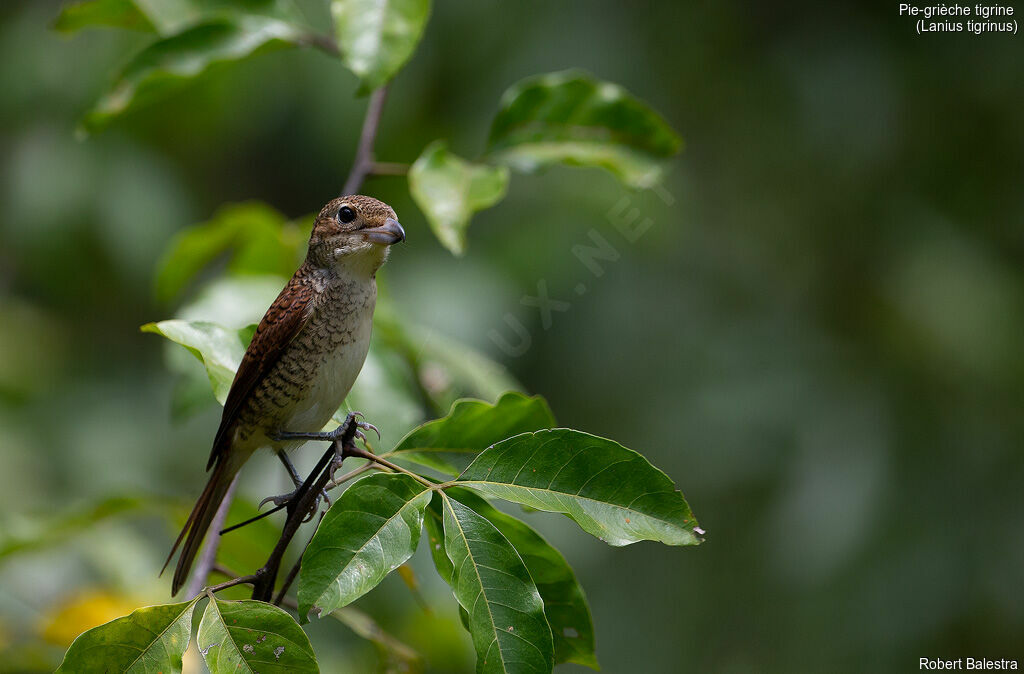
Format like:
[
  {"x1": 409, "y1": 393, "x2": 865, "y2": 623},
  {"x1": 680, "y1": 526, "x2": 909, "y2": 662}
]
[{"x1": 337, "y1": 206, "x2": 356, "y2": 223}]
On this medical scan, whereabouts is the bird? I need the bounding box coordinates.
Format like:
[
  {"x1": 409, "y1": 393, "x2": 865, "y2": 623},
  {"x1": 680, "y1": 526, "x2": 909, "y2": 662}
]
[{"x1": 163, "y1": 195, "x2": 406, "y2": 596}]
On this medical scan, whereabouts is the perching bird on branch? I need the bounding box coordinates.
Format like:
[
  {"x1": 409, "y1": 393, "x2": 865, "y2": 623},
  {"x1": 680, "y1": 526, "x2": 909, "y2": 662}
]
[{"x1": 163, "y1": 195, "x2": 405, "y2": 596}]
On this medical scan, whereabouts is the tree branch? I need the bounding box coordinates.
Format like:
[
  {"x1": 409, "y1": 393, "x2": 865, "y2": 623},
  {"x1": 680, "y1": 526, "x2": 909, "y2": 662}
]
[{"x1": 342, "y1": 86, "x2": 390, "y2": 196}]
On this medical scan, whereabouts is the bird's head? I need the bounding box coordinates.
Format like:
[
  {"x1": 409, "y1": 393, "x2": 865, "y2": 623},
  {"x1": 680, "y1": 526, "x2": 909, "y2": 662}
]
[{"x1": 307, "y1": 195, "x2": 405, "y2": 274}]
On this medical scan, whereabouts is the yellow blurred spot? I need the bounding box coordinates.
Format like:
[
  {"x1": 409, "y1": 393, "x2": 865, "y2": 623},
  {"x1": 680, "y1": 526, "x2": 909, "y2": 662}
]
[{"x1": 38, "y1": 591, "x2": 139, "y2": 647}]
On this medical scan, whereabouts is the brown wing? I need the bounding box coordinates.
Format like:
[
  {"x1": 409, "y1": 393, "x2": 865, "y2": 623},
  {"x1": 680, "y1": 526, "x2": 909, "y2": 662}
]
[{"x1": 207, "y1": 273, "x2": 314, "y2": 469}]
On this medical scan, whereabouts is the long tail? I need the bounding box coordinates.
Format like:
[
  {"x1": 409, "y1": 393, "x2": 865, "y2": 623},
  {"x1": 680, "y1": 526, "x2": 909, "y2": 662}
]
[{"x1": 162, "y1": 454, "x2": 243, "y2": 596}]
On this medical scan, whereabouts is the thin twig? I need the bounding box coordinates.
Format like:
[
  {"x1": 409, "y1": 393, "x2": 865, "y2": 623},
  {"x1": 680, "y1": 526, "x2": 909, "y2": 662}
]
[
  {"x1": 324, "y1": 461, "x2": 379, "y2": 491},
  {"x1": 202, "y1": 572, "x2": 259, "y2": 596},
  {"x1": 183, "y1": 476, "x2": 238, "y2": 599},
  {"x1": 345, "y1": 445, "x2": 435, "y2": 488},
  {"x1": 342, "y1": 86, "x2": 390, "y2": 196},
  {"x1": 250, "y1": 437, "x2": 346, "y2": 601}
]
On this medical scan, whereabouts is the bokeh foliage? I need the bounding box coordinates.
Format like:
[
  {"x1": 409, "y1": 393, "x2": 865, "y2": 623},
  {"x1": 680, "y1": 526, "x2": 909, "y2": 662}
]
[{"x1": 1, "y1": 0, "x2": 1022, "y2": 672}]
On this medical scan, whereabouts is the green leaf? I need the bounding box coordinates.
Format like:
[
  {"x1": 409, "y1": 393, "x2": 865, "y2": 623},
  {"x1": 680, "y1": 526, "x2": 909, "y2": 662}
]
[
  {"x1": 330, "y1": 606, "x2": 422, "y2": 672},
  {"x1": 56, "y1": 0, "x2": 306, "y2": 36},
  {"x1": 386, "y1": 392, "x2": 555, "y2": 477},
  {"x1": 1, "y1": 496, "x2": 147, "y2": 559},
  {"x1": 54, "y1": 0, "x2": 157, "y2": 33},
  {"x1": 142, "y1": 320, "x2": 251, "y2": 404},
  {"x1": 331, "y1": 0, "x2": 431, "y2": 93},
  {"x1": 198, "y1": 597, "x2": 319, "y2": 673},
  {"x1": 375, "y1": 306, "x2": 520, "y2": 408},
  {"x1": 446, "y1": 489, "x2": 598, "y2": 669},
  {"x1": 297, "y1": 474, "x2": 431, "y2": 622},
  {"x1": 154, "y1": 202, "x2": 302, "y2": 303},
  {"x1": 82, "y1": 15, "x2": 306, "y2": 133},
  {"x1": 438, "y1": 492, "x2": 554, "y2": 674},
  {"x1": 423, "y1": 493, "x2": 453, "y2": 583},
  {"x1": 487, "y1": 70, "x2": 682, "y2": 189},
  {"x1": 56, "y1": 599, "x2": 197, "y2": 673},
  {"x1": 457, "y1": 429, "x2": 701, "y2": 547},
  {"x1": 409, "y1": 141, "x2": 509, "y2": 255}
]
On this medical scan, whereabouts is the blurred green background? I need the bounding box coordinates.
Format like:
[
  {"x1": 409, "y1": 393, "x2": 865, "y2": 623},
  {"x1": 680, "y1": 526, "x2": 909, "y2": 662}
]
[{"x1": 2, "y1": 1, "x2": 1023, "y2": 672}]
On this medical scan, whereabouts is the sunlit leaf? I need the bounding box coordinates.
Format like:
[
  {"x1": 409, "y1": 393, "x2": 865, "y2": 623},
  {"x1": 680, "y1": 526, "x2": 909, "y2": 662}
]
[
  {"x1": 198, "y1": 598, "x2": 318, "y2": 673},
  {"x1": 447, "y1": 488, "x2": 597, "y2": 669},
  {"x1": 487, "y1": 70, "x2": 682, "y2": 188},
  {"x1": 330, "y1": 606, "x2": 422, "y2": 672},
  {"x1": 409, "y1": 141, "x2": 509, "y2": 255},
  {"x1": 298, "y1": 474, "x2": 431, "y2": 622},
  {"x1": 458, "y1": 429, "x2": 701, "y2": 547},
  {"x1": 386, "y1": 392, "x2": 555, "y2": 476},
  {"x1": 331, "y1": 0, "x2": 431, "y2": 93},
  {"x1": 142, "y1": 320, "x2": 251, "y2": 404},
  {"x1": 82, "y1": 15, "x2": 307, "y2": 133},
  {"x1": 56, "y1": 599, "x2": 197, "y2": 673},
  {"x1": 438, "y1": 492, "x2": 554, "y2": 674}
]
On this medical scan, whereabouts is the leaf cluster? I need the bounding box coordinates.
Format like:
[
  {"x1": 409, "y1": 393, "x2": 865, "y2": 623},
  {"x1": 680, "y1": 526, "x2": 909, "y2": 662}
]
[{"x1": 58, "y1": 0, "x2": 681, "y2": 255}]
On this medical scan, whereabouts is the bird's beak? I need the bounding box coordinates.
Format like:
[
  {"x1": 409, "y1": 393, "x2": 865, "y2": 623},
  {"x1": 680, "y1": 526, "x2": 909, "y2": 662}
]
[{"x1": 362, "y1": 218, "x2": 406, "y2": 245}]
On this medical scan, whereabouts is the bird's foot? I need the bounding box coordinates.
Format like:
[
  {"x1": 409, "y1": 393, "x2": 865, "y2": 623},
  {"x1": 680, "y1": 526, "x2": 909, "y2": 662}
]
[
  {"x1": 273, "y1": 412, "x2": 379, "y2": 447},
  {"x1": 258, "y1": 487, "x2": 330, "y2": 522}
]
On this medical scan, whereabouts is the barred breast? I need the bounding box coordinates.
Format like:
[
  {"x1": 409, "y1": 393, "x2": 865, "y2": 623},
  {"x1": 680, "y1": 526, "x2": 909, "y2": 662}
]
[{"x1": 234, "y1": 271, "x2": 376, "y2": 449}]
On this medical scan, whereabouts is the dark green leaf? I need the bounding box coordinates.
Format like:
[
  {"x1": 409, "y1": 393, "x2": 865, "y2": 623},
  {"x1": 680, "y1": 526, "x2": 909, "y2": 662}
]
[
  {"x1": 298, "y1": 474, "x2": 431, "y2": 621},
  {"x1": 386, "y1": 392, "x2": 555, "y2": 477},
  {"x1": 409, "y1": 141, "x2": 509, "y2": 255},
  {"x1": 457, "y1": 429, "x2": 701, "y2": 547},
  {"x1": 438, "y1": 492, "x2": 554, "y2": 674},
  {"x1": 447, "y1": 488, "x2": 598, "y2": 669},
  {"x1": 487, "y1": 70, "x2": 682, "y2": 189},
  {"x1": 423, "y1": 493, "x2": 452, "y2": 584},
  {"x1": 331, "y1": 0, "x2": 431, "y2": 93},
  {"x1": 142, "y1": 320, "x2": 251, "y2": 404},
  {"x1": 56, "y1": 599, "x2": 197, "y2": 673},
  {"x1": 330, "y1": 606, "x2": 422, "y2": 672},
  {"x1": 198, "y1": 597, "x2": 319, "y2": 673},
  {"x1": 54, "y1": 0, "x2": 157, "y2": 33},
  {"x1": 82, "y1": 15, "x2": 306, "y2": 133}
]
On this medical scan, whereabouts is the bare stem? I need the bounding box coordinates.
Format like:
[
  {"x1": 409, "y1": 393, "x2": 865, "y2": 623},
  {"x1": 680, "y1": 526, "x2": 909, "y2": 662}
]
[
  {"x1": 345, "y1": 445, "x2": 435, "y2": 488},
  {"x1": 324, "y1": 461, "x2": 379, "y2": 491},
  {"x1": 342, "y1": 86, "x2": 390, "y2": 196},
  {"x1": 183, "y1": 476, "x2": 238, "y2": 599},
  {"x1": 202, "y1": 572, "x2": 259, "y2": 596}
]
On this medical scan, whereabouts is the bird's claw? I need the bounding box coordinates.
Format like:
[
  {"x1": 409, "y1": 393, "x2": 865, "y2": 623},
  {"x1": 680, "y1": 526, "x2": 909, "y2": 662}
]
[
  {"x1": 357, "y1": 420, "x2": 381, "y2": 441},
  {"x1": 258, "y1": 487, "x2": 329, "y2": 521}
]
